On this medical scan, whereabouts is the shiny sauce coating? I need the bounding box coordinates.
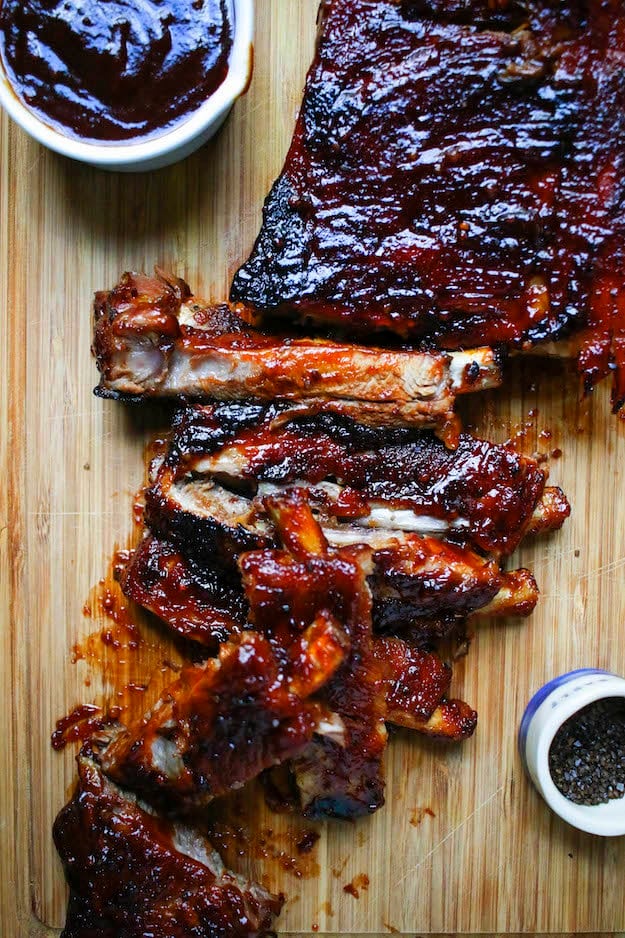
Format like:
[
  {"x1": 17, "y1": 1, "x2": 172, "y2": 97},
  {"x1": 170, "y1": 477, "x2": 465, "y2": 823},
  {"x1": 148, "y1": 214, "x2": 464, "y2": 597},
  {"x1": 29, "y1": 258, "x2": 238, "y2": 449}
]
[{"x1": 0, "y1": 0, "x2": 232, "y2": 141}]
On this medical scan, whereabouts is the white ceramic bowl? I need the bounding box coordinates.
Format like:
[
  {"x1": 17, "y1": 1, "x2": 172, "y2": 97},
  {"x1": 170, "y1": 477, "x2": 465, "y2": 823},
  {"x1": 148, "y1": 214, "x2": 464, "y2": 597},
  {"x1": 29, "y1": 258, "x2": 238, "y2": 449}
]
[
  {"x1": 519, "y1": 668, "x2": 625, "y2": 836},
  {"x1": 0, "y1": 0, "x2": 254, "y2": 171}
]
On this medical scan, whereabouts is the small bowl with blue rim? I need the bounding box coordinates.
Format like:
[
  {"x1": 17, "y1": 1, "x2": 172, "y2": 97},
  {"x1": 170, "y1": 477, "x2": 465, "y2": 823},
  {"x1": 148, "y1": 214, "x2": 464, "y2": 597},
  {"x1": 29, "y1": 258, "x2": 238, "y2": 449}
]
[
  {"x1": 519, "y1": 668, "x2": 625, "y2": 836},
  {"x1": 0, "y1": 0, "x2": 254, "y2": 171}
]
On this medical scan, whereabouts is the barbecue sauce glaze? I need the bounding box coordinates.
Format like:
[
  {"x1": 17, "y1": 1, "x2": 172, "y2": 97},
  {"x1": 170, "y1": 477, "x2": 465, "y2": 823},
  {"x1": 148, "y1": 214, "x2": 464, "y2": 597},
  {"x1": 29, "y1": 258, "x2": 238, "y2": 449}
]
[
  {"x1": 230, "y1": 0, "x2": 625, "y2": 407},
  {"x1": 53, "y1": 754, "x2": 283, "y2": 937},
  {"x1": 0, "y1": 0, "x2": 232, "y2": 141}
]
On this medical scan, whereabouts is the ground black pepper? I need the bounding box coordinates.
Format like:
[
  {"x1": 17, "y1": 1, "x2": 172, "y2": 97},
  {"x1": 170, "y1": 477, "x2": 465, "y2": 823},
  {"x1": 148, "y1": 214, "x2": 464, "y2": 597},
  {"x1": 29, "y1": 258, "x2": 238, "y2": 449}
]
[{"x1": 549, "y1": 697, "x2": 625, "y2": 805}]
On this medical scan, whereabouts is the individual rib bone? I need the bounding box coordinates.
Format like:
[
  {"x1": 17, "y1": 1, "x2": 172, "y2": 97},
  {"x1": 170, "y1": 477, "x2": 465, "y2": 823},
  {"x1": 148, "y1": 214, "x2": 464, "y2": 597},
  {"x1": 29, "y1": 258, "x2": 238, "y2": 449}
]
[
  {"x1": 93, "y1": 271, "x2": 502, "y2": 438},
  {"x1": 145, "y1": 402, "x2": 570, "y2": 561}
]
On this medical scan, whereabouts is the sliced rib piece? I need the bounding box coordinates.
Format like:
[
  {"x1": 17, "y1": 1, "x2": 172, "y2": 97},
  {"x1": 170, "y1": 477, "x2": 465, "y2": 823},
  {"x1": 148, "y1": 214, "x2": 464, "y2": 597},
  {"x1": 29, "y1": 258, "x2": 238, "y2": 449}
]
[
  {"x1": 102, "y1": 629, "x2": 345, "y2": 813},
  {"x1": 106, "y1": 520, "x2": 370, "y2": 816},
  {"x1": 243, "y1": 495, "x2": 475, "y2": 819},
  {"x1": 53, "y1": 752, "x2": 282, "y2": 938},
  {"x1": 128, "y1": 401, "x2": 567, "y2": 648},
  {"x1": 231, "y1": 0, "x2": 625, "y2": 408},
  {"x1": 146, "y1": 402, "x2": 569, "y2": 560},
  {"x1": 291, "y1": 631, "x2": 476, "y2": 816},
  {"x1": 368, "y1": 538, "x2": 537, "y2": 633},
  {"x1": 239, "y1": 494, "x2": 390, "y2": 819},
  {"x1": 289, "y1": 660, "x2": 478, "y2": 818},
  {"x1": 92, "y1": 271, "x2": 502, "y2": 436},
  {"x1": 121, "y1": 534, "x2": 247, "y2": 651}
]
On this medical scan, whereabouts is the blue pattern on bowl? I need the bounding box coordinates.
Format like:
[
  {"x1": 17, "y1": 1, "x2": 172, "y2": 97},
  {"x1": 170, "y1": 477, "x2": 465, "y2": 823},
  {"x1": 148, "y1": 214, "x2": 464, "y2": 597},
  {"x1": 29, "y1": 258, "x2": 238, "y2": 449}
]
[{"x1": 518, "y1": 668, "x2": 609, "y2": 770}]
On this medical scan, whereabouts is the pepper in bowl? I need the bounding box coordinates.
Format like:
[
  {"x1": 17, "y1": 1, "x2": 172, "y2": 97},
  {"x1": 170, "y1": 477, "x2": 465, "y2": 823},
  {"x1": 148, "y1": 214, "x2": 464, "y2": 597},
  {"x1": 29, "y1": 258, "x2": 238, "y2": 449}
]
[{"x1": 519, "y1": 669, "x2": 625, "y2": 836}]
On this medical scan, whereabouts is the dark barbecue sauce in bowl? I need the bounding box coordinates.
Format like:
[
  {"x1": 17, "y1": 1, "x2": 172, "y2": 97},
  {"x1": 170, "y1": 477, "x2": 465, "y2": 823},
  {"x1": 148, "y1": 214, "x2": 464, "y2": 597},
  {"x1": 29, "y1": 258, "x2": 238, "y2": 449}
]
[{"x1": 0, "y1": 0, "x2": 232, "y2": 142}]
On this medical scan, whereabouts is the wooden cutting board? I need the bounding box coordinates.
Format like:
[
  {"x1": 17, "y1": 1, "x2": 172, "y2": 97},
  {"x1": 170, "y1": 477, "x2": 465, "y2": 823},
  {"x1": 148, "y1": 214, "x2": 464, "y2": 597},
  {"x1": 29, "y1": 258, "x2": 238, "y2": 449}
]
[{"x1": 2, "y1": 2, "x2": 625, "y2": 934}]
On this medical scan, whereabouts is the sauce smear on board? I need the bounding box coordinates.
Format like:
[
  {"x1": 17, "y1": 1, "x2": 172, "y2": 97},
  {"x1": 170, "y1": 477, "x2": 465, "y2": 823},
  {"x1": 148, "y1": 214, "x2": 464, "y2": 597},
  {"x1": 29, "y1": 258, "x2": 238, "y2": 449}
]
[{"x1": 0, "y1": 0, "x2": 232, "y2": 141}]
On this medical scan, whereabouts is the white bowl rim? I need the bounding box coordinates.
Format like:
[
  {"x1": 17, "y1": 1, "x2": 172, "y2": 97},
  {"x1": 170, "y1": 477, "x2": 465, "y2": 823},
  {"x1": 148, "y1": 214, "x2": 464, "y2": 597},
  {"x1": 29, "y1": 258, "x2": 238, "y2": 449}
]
[
  {"x1": 0, "y1": 0, "x2": 254, "y2": 166},
  {"x1": 531, "y1": 674, "x2": 625, "y2": 836}
]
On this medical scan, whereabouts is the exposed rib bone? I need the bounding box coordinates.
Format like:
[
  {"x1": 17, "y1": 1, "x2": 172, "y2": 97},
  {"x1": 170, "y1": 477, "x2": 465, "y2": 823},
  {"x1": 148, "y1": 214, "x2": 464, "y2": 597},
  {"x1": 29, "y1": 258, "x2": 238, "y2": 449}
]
[
  {"x1": 392, "y1": 699, "x2": 479, "y2": 741},
  {"x1": 526, "y1": 486, "x2": 572, "y2": 537},
  {"x1": 475, "y1": 569, "x2": 540, "y2": 618},
  {"x1": 93, "y1": 272, "x2": 501, "y2": 435}
]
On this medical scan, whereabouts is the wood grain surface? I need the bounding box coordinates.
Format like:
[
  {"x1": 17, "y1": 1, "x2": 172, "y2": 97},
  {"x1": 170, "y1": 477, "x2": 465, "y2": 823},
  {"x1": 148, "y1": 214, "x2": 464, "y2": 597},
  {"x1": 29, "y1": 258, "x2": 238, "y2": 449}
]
[{"x1": 2, "y1": 2, "x2": 625, "y2": 935}]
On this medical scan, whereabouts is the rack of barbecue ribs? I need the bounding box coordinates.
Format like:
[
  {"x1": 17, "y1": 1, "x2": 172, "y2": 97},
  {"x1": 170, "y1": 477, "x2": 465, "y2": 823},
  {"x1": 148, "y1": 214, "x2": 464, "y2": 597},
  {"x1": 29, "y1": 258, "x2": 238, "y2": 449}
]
[
  {"x1": 53, "y1": 750, "x2": 283, "y2": 938},
  {"x1": 230, "y1": 0, "x2": 625, "y2": 410},
  {"x1": 84, "y1": 294, "x2": 570, "y2": 919},
  {"x1": 102, "y1": 495, "x2": 477, "y2": 820},
  {"x1": 92, "y1": 271, "x2": 503, "y2": 442}
]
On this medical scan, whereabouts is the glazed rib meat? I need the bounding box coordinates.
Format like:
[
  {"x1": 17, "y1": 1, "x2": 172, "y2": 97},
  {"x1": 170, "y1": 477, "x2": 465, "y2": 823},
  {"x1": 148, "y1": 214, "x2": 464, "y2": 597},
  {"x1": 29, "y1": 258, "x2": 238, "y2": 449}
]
[
  {"x1": 102, "y1": 626, "x2": 347, "y2": 813},
  {"x1": 122, "y1": 531, "x2": 538, "y2": 651},
  {"x1": 287, "y1": 635, "x2": 477, "y2": 819},
  {"x1": 369, "y1": 539, "x2": 538, "y2": 635},
  {"x1": 59, "y1": 0, "x2": 589, "y2": 922},
  {"x1": 231, "y1": 0, "x2": 625, "y2": 407},
  {"x1": 117, "y1": 401, "x2": 570, "y2": 650},
  {"x1": 122, "y1": 534, "x2": 248, "y2": 651},
  {"x1": 243, "y1": 496, "x2": 476, "y2": 818},
  {"x1": 240, "y1": 497, "x2": 391, "y2": 818},
  {"x1": 92, "y1": 271, "x2": 502, "y2": 437},
  {"x1": 146, "y1": 402, "x2": 568, "y2": 560},
  {"x1": 105, "y1": 495, "x2": 476, "y2": 820},
  {"x1": 111, "y1": 404, "x2": 568, "y2": 814},
  {"x1": 53, "y1": 752, "x2": 283, "y2": 938}
]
